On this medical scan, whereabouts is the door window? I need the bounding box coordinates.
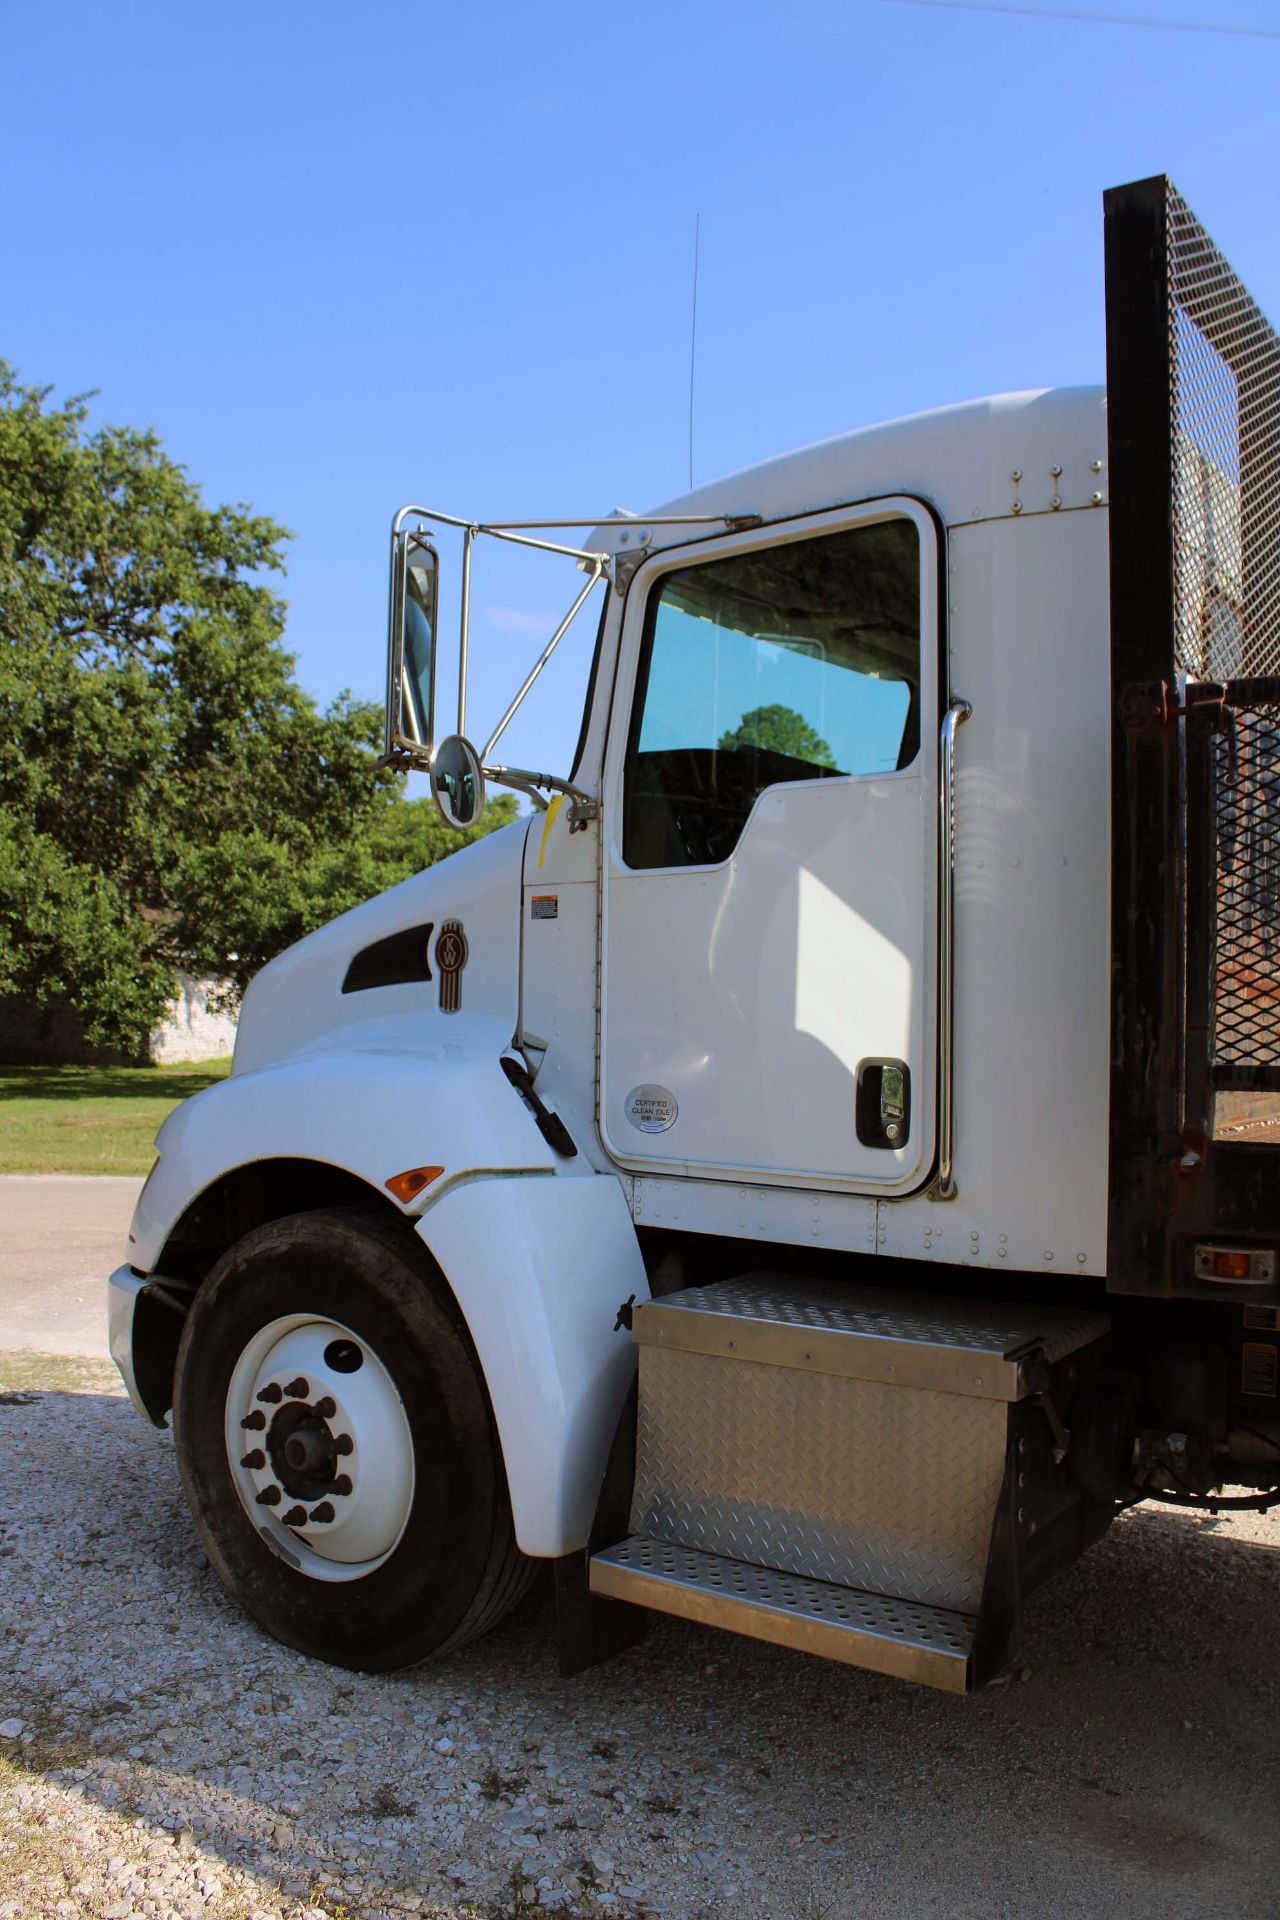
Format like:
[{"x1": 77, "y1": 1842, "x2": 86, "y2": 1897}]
[{"x1": 622, "y1": 517, "x2": 921, "y2": 868}]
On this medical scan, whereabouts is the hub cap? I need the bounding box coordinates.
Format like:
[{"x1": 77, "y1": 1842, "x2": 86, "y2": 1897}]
[{"x1": 224, "y1": 1315, "x2": 415, "y2": 1581}]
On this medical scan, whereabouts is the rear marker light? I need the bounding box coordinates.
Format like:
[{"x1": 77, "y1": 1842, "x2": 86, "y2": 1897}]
[
  {"x1": 385, "y1": 1165, "x2": 445, "y2": 1203},
  {"x1": 1194, "y1": 1245, "x2": 1276, "y2": 1286}
]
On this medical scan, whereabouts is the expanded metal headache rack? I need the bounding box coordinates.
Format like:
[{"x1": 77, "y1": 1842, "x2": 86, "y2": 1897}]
[{"x1": 1106, "y1": 176, "x2": 1280, "y2": 1291}]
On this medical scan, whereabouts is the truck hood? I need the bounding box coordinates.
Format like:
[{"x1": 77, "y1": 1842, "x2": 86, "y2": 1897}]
[{"x1": 232, "y1": 818, "x2": 530, "y2": 1078}]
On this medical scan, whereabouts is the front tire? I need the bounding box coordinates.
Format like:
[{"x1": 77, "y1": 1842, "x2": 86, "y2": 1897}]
[{"x1": 173, "y1": 1207, "x2": 532, "y2": 1669}]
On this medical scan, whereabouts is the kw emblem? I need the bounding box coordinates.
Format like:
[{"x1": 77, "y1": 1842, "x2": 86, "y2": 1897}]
[{"x1": 435, "y1": 920, "x2": 469, "y2": 1013}]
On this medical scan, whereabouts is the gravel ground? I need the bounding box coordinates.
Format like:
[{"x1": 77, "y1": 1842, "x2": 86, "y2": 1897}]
[{"x1": 1, "y1": 1351, "x2": 1277, "y2": 1920}]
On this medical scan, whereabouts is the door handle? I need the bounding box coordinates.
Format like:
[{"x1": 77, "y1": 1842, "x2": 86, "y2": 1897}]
[{"x1": 856, "y1": 1059, "x2": 910, "y2": 1150}]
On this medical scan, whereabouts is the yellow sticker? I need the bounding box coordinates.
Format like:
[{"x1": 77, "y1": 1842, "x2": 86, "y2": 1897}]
[{"x1": 538, "y1": 792, "x2": 565, "y2": 868}]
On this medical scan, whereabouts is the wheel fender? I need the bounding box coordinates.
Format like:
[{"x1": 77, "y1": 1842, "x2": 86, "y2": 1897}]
[
  {"x1": 416, "y1": 1172, "x2": 649, "y2": 1558},
  {"x1": 128, "y1": 1032, "x2": 559, "y2": 1272}
]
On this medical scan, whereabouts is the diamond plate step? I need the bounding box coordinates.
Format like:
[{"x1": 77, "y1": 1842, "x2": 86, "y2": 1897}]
[
  {"x1": 633, "y1": 1274, "x2": 1110, "y2": 1400},
  {"x1": 627, "y1": 1276, "x2": 1110, "y2": 1616},
  {"x1": 589, "y1": 1537, "x2": 975, "y2": 1692}
]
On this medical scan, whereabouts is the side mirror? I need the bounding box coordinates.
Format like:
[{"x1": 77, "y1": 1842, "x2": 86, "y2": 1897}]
[
  {"x1": 385, "y1": 529, "x2": 439, "y2": 767},
  {"x1": 430, "y1": 733, "x2": 486, "y2": 831}
]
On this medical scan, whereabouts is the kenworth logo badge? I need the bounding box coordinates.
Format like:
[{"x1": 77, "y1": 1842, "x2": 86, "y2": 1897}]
[{"x1": 435, "y1": 920, "x2": 469, "y2": 1013}]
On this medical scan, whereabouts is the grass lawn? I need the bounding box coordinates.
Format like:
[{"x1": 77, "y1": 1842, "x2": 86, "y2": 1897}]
[{"x1": 0, "y1": 1059, "x2": 232, "y2": 1175}]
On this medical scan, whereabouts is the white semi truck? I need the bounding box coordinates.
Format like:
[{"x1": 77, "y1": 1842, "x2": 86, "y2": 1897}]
[{"x1": 108, "y1": 177, "x2": 1280, "y2": 1693}]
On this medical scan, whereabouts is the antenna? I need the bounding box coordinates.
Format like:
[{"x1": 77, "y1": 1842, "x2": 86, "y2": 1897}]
[{"x1": 688, "y1": 212, "x2": 701, "y2": 492}]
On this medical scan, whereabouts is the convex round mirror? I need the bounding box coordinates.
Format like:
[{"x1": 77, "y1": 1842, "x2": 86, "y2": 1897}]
[{"x1": 430, "y1": 734, "x2": 486, "y2": 831}]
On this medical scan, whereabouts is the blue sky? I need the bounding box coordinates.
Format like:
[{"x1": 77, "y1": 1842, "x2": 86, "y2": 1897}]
[{"x1": 4, "y1": 0, "x2": 1278, "y2": 787}]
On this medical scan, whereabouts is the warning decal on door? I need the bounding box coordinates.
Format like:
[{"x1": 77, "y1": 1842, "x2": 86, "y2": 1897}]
[{"x1": 530, "y1": 895, "x2": 558, "y2": 920}]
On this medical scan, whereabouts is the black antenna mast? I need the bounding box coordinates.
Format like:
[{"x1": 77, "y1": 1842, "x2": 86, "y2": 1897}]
[{"x1": 688, "y1": 212, "x2": 701, "y2": 492}]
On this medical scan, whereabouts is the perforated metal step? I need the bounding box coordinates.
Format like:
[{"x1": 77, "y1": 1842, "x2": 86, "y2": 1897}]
[{"x1": 590, "y1": 1537, "x2": 975, "y2": 1692}]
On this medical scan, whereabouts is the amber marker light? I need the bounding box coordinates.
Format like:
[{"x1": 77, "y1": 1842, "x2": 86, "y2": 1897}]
[
  {"x1": 1212, "y1": 1250, "x2": 1253, "y2": 1282},
  {"x1": 385, "y1": 1166, "x2": 445, "y2": 1203}
]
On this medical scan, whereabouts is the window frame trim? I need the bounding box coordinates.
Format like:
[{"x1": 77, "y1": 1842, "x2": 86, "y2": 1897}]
[{"x1": 604, "y1": 495, "x2": 941, "y2": 878}]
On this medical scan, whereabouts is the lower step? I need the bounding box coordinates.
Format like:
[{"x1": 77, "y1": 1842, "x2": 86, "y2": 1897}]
[{"x1": 589, "y1": 1537, "x2": 975, "y2": 1692}]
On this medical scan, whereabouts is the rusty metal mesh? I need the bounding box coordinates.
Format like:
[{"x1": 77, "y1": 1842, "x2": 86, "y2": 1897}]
[
  {"x1": 1168, "y1": 189, "x2": 1280, "y2": 680},
  {"x1": 1211, "y1": 694, "x2": 1280, "y2": 1086}
]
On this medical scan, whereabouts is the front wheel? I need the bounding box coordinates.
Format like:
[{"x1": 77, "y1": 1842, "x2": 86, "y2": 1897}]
[{"x1": 173, "y1": 1208, "x2": 532, "y2": 1669}]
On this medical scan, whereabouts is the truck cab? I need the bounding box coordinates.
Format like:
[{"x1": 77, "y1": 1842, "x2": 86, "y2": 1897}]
[{"x1": 108, "y1": 177, "x2": 1280, "y2": 1692}]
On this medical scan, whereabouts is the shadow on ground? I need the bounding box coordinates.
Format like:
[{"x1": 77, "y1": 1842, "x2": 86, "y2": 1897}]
[{"x1": 0, "y1": 1064, "x2": 230, "y2": 1104}]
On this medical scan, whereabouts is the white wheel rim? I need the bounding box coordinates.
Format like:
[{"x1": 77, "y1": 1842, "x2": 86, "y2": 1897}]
[{"x1": 224, "y1": 1314, "x2": 415, "y2": 1583}]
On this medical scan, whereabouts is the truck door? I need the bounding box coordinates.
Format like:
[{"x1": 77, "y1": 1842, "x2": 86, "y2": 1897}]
[{"x1": 599, "y1": 499, "x2": 940, "y2": 1195}]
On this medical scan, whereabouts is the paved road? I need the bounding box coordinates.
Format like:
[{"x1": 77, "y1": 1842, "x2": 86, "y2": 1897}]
[{"x1": 0, "y1": 1175, "x2": 144, "y2": 1356}]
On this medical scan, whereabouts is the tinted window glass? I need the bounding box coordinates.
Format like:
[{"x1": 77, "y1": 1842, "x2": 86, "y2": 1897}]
[{"x1": 623, "y1": 518, "x2": 921, "y2": 869}]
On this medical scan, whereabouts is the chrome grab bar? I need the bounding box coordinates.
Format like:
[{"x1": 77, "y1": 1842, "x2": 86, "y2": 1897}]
[{"x1": 934, "y1": 698, "x2": 972, "y2": 1201}]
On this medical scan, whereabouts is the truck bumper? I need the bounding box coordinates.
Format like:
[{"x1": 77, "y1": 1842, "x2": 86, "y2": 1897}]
[{"x1": 108, "y1": 1265, "x2": 152, "y2": 1421}]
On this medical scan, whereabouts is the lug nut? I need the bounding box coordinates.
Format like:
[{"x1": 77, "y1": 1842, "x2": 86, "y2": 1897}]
[
  {"x1": 240, "y1": 1411, "x2": 266, "y2": 1430},
  {"x1": 240, "y1": 1450, "x2": 266, "y2": 1470},
  {"x1": 310, "y1": 1502, "x2": 336, "y2": 1524},
  {"x1": 313, "y1": 1396, "x2": 336, "y2": 1419},
  {"x1": 284, "y1": 1378, "x2": 309, "y2": 1399},
  {"x1": 334, "y1": 1434, "x2": 354, "y2": 1456},
  {"x1": 256, "y1": 1486, "x2": 281, "y2": 1506},
  {"x1": 281, "y1": 1505, "x2": 308, "y2": 1527},
  {"x1": 257, "y1": 1384, "x2": 282, "y2": 1404},
  {"x1": 331, "y1": 1475, "x2": 353, "y2": 1497}
]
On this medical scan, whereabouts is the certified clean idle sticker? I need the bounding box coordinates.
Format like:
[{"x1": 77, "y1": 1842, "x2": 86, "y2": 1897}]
[{"x1": 625, "y1": 1084, "x2": 678, "y2": 1133}]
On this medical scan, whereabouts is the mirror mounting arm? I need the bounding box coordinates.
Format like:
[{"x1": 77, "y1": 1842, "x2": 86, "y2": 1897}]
[
  {"x1": 483, "y1": 762, "x2": 600, "y2": 828},
  {"x1": 376, "y1": 747, "x2": 416, "y2": 773},
  {"x1": 481, "y1": 559, "x2": 607, "y2": 762},
  {"x1": 458, "y1": 526, "x2": 475, "y2": 738},
  {"x1": 387, "y1": 502, "x2": 749, "y2": 836}
]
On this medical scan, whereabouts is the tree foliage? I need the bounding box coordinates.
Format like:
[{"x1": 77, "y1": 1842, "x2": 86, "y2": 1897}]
[
  {"x1": 718, "y1": 704, "x2": 835, "y2": 768},
  {"x1": 0, "y1": 364, "x2": 514, "y2": 1056}
]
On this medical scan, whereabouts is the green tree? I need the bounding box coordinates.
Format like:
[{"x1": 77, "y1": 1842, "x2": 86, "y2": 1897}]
[
  {"x1": 718, "y1": 703, "x2": 836, "y2": 768},
  {"x1": 0, "y1": 364, "x2": 514, "y2": 1057}
]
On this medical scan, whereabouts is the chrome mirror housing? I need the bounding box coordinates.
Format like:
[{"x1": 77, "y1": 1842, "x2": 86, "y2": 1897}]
[
  {"x1": 430, "y1": 733, "x2": 486, "y2": 831},
  {"x1": 385, "y1": 527, "x2": 439, "y2": 768}
]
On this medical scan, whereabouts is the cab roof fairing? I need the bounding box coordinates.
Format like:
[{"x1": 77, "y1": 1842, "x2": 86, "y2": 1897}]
[{"x1": 585, "y1": 389, "x2": 1108, "y2": 559}]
